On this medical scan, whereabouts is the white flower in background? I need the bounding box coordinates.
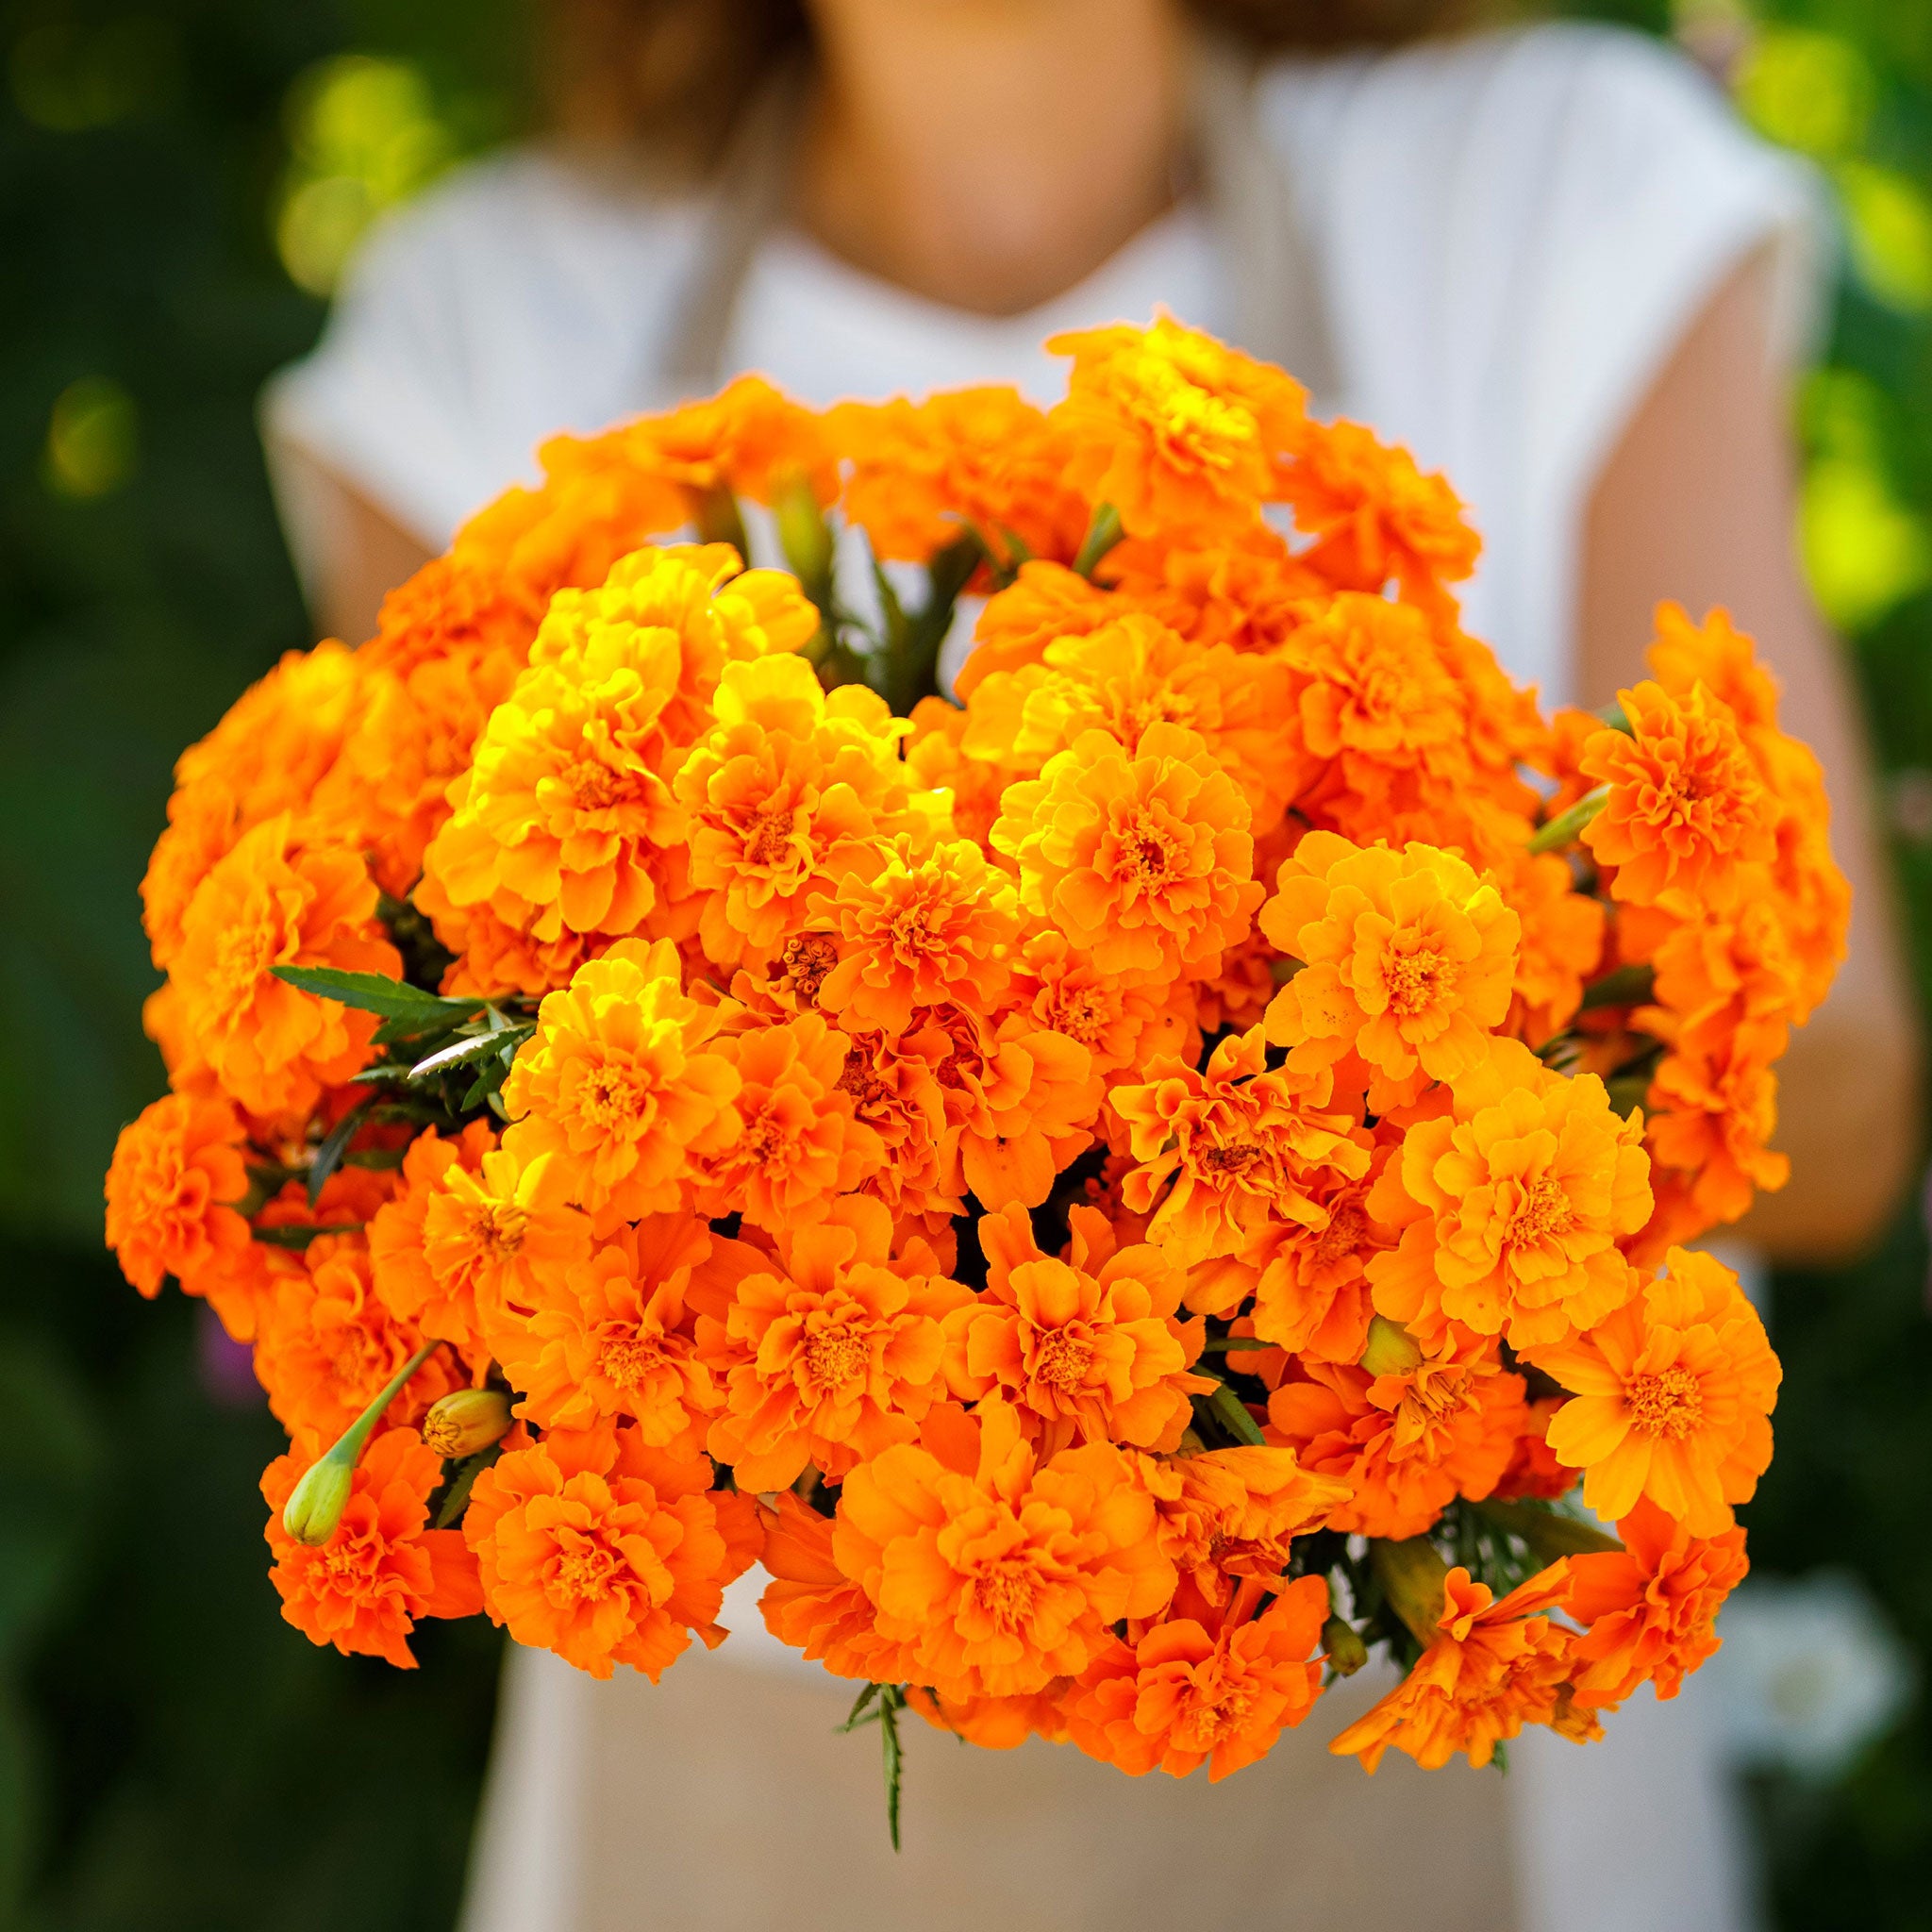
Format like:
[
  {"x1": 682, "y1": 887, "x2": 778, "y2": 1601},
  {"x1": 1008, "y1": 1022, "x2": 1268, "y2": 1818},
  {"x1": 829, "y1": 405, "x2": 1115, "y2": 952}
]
[{"x1": 1707, "y1": 1570, "x2": 1916, "y2": 1781}]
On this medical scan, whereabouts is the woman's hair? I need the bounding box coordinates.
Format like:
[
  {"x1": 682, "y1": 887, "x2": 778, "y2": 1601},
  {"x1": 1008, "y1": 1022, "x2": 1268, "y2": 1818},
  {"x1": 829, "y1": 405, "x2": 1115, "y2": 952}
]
[{"x1": 549, "y1": 0, "x2": 1498, "y2": 169}]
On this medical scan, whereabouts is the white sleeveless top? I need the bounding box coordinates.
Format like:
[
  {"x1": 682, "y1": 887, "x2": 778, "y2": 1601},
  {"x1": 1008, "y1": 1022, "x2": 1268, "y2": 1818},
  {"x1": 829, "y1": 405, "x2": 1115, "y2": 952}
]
[{"x1": 265, "y1": 22, "x2": 1822, "y2": 709}]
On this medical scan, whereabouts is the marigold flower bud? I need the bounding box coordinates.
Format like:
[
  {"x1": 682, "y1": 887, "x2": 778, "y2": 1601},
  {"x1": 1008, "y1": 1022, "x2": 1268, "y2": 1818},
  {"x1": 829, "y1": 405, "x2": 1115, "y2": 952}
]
[
  {"x1": 1359, "y1": 1314, "x2": 1423, "y2": 1379},
  {"x1": 1323, "y1": 1615, "x2": 1370, "y2": 1676},
  {"x1": 422, "y1": 1387, "x2": 514, "y2": 1459},
  {"x1": 281, "y1": 1452, "x2": 355, "y2": 1547},
  {"x1": 1371, "y1": 1536, "x2": 1453, "y2": 1647}
]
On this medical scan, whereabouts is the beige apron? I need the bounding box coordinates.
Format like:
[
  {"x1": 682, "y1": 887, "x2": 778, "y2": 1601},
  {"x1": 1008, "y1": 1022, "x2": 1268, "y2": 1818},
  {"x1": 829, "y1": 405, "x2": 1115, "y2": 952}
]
[{"x1": 460, "y1": 38, "x2": 1524, "y2": 1932}]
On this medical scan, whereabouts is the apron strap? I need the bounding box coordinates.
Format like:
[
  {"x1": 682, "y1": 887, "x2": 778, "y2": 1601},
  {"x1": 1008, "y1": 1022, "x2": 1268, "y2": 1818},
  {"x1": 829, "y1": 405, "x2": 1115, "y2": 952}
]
[{"x1": 653, "y1": 34, "x2": 1338, "y2": 408}]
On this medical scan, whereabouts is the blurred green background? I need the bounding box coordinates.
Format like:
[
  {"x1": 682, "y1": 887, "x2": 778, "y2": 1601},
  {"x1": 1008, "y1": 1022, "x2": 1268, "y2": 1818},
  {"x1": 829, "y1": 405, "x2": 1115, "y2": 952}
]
[{"x1": 3, "y1": 0, "x2": 1930, "y2": 1924}]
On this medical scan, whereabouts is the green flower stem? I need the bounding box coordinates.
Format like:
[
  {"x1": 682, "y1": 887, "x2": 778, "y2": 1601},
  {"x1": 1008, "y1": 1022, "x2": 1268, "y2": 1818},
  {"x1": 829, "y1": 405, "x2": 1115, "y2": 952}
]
[
  {"x1": 1205, "y1": 1379, "x2": 1267, "y2": 1447},
  {"x1": 1072, "y1": 501, "x2": 1124, "y2": 578},
  {"x1": 1526, "y1": 783, "x2": 1611, "y2": 856}
]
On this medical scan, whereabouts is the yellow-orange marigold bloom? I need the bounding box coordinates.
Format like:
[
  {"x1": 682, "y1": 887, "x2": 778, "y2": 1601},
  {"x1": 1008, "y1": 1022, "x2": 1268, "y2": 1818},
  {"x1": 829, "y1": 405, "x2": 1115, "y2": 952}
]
[
  {"x1": 262, "y1": 1427, "x2": 483, "y2": 1669},
  {"x1": 421, "y1": 608, "x2": 691, "y2": 946},
  {"x1": 827, "y1": 387, "x2": 1087, "y2": 564},
  {"x1": 1007, "y1": 930, "x2": 1193, "y2": 1077},
  {"x1": 1259, "y1": 832, "x2": 1520, "y2": 1110},
  {"x1": 464, "y1": 1422, "x2": 758, "y2": 1680},
  {"x1": 1110, "y1": 1026, "x2": 1370, "y2": 1266},
  {"x1": 699, "y1": 1196, "x2": 967, "y2": 1491},
  {"x1": 1278, "y1": 417, "x2": 1479, "y2": 602},
  {"x1": 674, "y1": 653, "x2": 939, "y2": 966},
  {"x1": 832, "y1": 1399, "x2": 1178, "y2": 1700},
  {"x1": 832, "y1": 1024, "x2": 961, "y2": 1222},
  {"x1": 1646, "y1": 602, "x2": 1781, "y2": 731},
  {"x1": 491, "y1": 1215, "x2": 741, "y2": 1445},
  {"x1": 1263, "y1": 1333, "x2": 1527, "y2": 1541},
  {"x1": 937, "y1": 1008, "x2": 1105, "y2": 1211},
  {"x1": 500, "y1": 938, "x2": 741, "y2": 1222},
  {"x1": 1644, "y1": 898, "x2": 1801, "y2": 1065},
  {"x1": 1143, "y1": 1446, "x2": 1352, "y2": 1607},
  {"x1": 1229, "y1": 1162, "x2": 1399, "y2": 1364},
  {"x1": 1579, "y1": 681, "x2": 1776, "y2": 910},
  {"x1": 373, "y1": 1133, "x2": 594, "y2": 1371},
  {"x1": 1367, "y1": 1039, "x2": 1651, "y2": 1350},
  {"x1": 142, "y1": 641, "x2": 363, "y2": 967},
  {"x1": 757, "y1": 1490, "x2": 924, "y2": 1682},
  {"x1": 104, "y1": 1092, "x2": 252, "y2": 1303},
  {"x1": 694, "y1": 1012, "x2": 884, "y2": 1228},
  {"x1": 1048, "y1": 315, "x2": 1307, "y2": 541},
  {"x1": 170, "y1": 812, "x2": 399, "y2": 1118},
  {"x1": 1643, "y1": 1039, "x2": 1789, "y2": 1226},
  {"x1": 962, "y1": 613, "x2": 1299, "y2": 834},
  {"x1": 991, "y1": 722, "x2": 1260, "y2": 981},
  {"x1": 811, "y1": 834, "x2": 1023, "y2": 1033},
  {"x1": 1496, "y1": 848, "x2": 1607, "y2": 1047},
  {"x1": 1565, "y1": 1497, "x2": 1748, "y2": 1709},
  {"x1": 943, "y1": 1203, "x2": 1210, "y2": 1456},
  {"x1": 1330, "y1": 1562, "x2": 1577, "y2": 1773},
  {"x1": 1066, "y1": 1575, "x2": 1330, "y2": 1779},
  {"x1": 1529, "y1": 1246, "x2": 1780, "y2": 1538},
  {"x1": 255, "y1": 1235, "x2": 464, "y2": 1457},
  {"x1": 953, "y1": 558, "x2": 1124, "y2": 701},
  {"x1": 618, "y1": 372, "x2": 838, "y2": 507}
]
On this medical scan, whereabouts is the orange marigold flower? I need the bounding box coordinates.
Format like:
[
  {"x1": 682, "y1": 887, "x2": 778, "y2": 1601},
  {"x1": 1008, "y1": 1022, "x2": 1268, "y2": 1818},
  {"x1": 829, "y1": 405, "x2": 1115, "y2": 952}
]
[
  {"x1": 1329, "y1": 1562, "x2": 1576, "y2": 1773},
  {"x1": 1528, "y1": 1246, "x2": 1780, "y2": 1538},
  {"x1": 811, "y1": 834, "x2": 1023, "y2": 1033},
  {"x1": 1142, "y1": 1446, "x2": 1352, "y2": 1607},
  {"x1": 1496, "y1": 848, "x2": 1606, "y2": 1048},
  {"x1": 104, "y1": 1092, "x2": 252, "y2": 1303},
  {"x1": 991, "y1": 722, "x2": 1261, "y2": 981},
  {"x1": 142, "y1": 641, "x2": 363, "y2": 968},
  {"x1": 255, "y1": 1236, "x2": 464, "y2": 1457},
  {"x1": 952, "y1": 558, "x2": 1124, "y2": 702},
  {"x1": 1277, "y1": 417, "x2": 1479, "y2": 603},
  {"x1": 831, "y1": 1399, "x2": 1177, "y2": 1700},
  {"x1": 1646, "y1": 602, "x2": 1781, "y2": 731},
  {"x1": 500, "y1": 938, "x2": 741, "y2": 1222},
  {"x1": 1579, "y1": 681, "x2": 1776, "y2": 910},
  {"x1": 1565, "y1": 1497, "x2": 1748, "y2": 1709},
  {"x1": 1367, "y1": 1038, "x2": 1651, "y2": 1350},
  {"x1": 1491, "y1": 1394, "x2": 1580, "y2": 1504},
  {"x1": 1238, "y1": 1162, "x2": 1400, "y2": 1364},
  {"x1": 372, "y1": 1131, "x2": 592, "y2": 1364},
  {"x1": 1066, "y1": 1575, "x2": 1330, "y2": 1779},
  {"x1": 464, "y1": 1422, "x2": 758, "y2": 1680},
  {"x1": 1265, "y1": 1331, "x2": 1527, "y2": 1541},
  {"x1": 940, "y1": 1008, "x2": 1105, "y2": 1210},
  {"x1": 757, "y1": 1489, "x2": 923, "y2": 1683},
  {"x1": 1048, "y1": 315, "x2": 1307, "y2": 541},
  {"x1": 827, "y1": 387, "x2": 1087, "y2": 565},
  {"x1": 694, "y1": 1011, "x2": 883, "y2": 1228},
  {"x1": 261, "y1": 1426, "x2": 482, "y2": 1669},
  {"x1": 962, "y1": 613, "x2": 1300, "y2": 834},
  {"x1": 619, "y1": 372, "x2": 838, "y2": 507},
  {"x1": 1644, "y1": 898, "x2": 1801, "y2": 1065},
  {"x1": 1007, "y1": 930, "x2": 1192, "y2": 1077},
  {"x1": 674, "y1": 653, "x2": 940, "y2": 966},
  {"x1": 1282, "y1": 591, "x2": 1464, "y2": 774},
  {"x1": 491, "y1": 1214, "x2": 744, "y2": 1446},
  {"x1": 832, "y1": 1024, "x2": 962, "y2": 1222},
  {"x1": 699, "y1": 1196, "x2": 966, "y2": 1491},
  {"x1": 1643, "y1": 1039, "x2": 1789, "y2": 1226},
  {"x1": 1259, "y1": 832, "x2": 1521, "y2": 1111},
  {"x1": 1110, "y1": 1026, "x2": 1370, "y2": 1266},
  {"x1": 943, "y1": 1202, "x2": 1210, "y2": 1456},
  {"x1": 170, "y1": 812, "x2": 399, "y2": 1118},
  {"x1": 903, "y1": 696, "x2": 1009, "y2": 850}
]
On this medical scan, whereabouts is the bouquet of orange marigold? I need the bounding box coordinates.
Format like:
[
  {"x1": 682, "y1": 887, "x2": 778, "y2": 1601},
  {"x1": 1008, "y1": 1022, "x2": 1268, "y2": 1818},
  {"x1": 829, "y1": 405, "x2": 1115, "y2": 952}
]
[{"x1": 109, "y1": 317, "x2": 1839, "y2": 1831}]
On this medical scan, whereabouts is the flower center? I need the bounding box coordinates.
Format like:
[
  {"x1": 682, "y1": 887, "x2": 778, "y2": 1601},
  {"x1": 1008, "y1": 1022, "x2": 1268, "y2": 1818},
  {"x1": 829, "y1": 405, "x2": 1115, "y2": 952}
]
[
  {"x1": 576, "y1": 1060, "x2": 652, "y2": 1131},
  {"x1": 598, "y1": 1328, "x2": 660, "y2": 1391},
  {"x1": 742, "y1": 807, "x2": 794, "y2": 867},
  {"x1": 802, "y1": 1323, "x2": 869, "y2": 1393},
  {"x1": 214, "y1": 917, "x2": 280, "y2": 1005},
  {"x1": 1381, "y1": 941, "x2": 1453, "y2": 1016},
  {"x1": 971, "y1": 1560, "x2": 1040, "y2": 1631},
  {"x1": 550, "y1": 1533, "x2": 622, "y2": 1603},
  {"x1": 1506, "y1": 1174, "x2": 1574, "y2": 1247},
  {"x1": 468, "y1": 1202, "x2": 526, "y2": 1258},
  {"x1": 1199, "y1": 1141, "x2": 1266, "y2": 1179},
  {"x1": 1311, "y1": 1202, "x2": 1367, "y2": 1268},
  {"x1": 776, "y1": 932, "x2": 838, "y2": 1006},
  {"x1": 1624, "y1": 1366, "x2": 1704, "y2": 1439},
  {"x1": 563, "y1": 758, "x2": 628, "y2": 811},
  {"x1": 1032, "y1": 1326, "x2": 1094, "y2": 1391}
]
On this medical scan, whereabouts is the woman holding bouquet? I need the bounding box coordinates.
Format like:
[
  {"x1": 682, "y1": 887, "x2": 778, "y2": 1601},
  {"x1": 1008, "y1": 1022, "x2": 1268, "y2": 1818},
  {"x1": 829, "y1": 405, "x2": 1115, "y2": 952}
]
[{"x1": 261, "y1": 0, "x2": 1917, "y2": 1926}]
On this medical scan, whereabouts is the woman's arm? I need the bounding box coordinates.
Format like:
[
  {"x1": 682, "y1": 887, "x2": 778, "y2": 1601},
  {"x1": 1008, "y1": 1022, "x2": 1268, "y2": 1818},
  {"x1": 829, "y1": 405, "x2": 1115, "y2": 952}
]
[
  {"x1": 273, "y1": 435, "x2": 433, "y2": 645},
  {"x1": 1580, "y1": 242, "x2": 1923, "y2": 1259}
]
